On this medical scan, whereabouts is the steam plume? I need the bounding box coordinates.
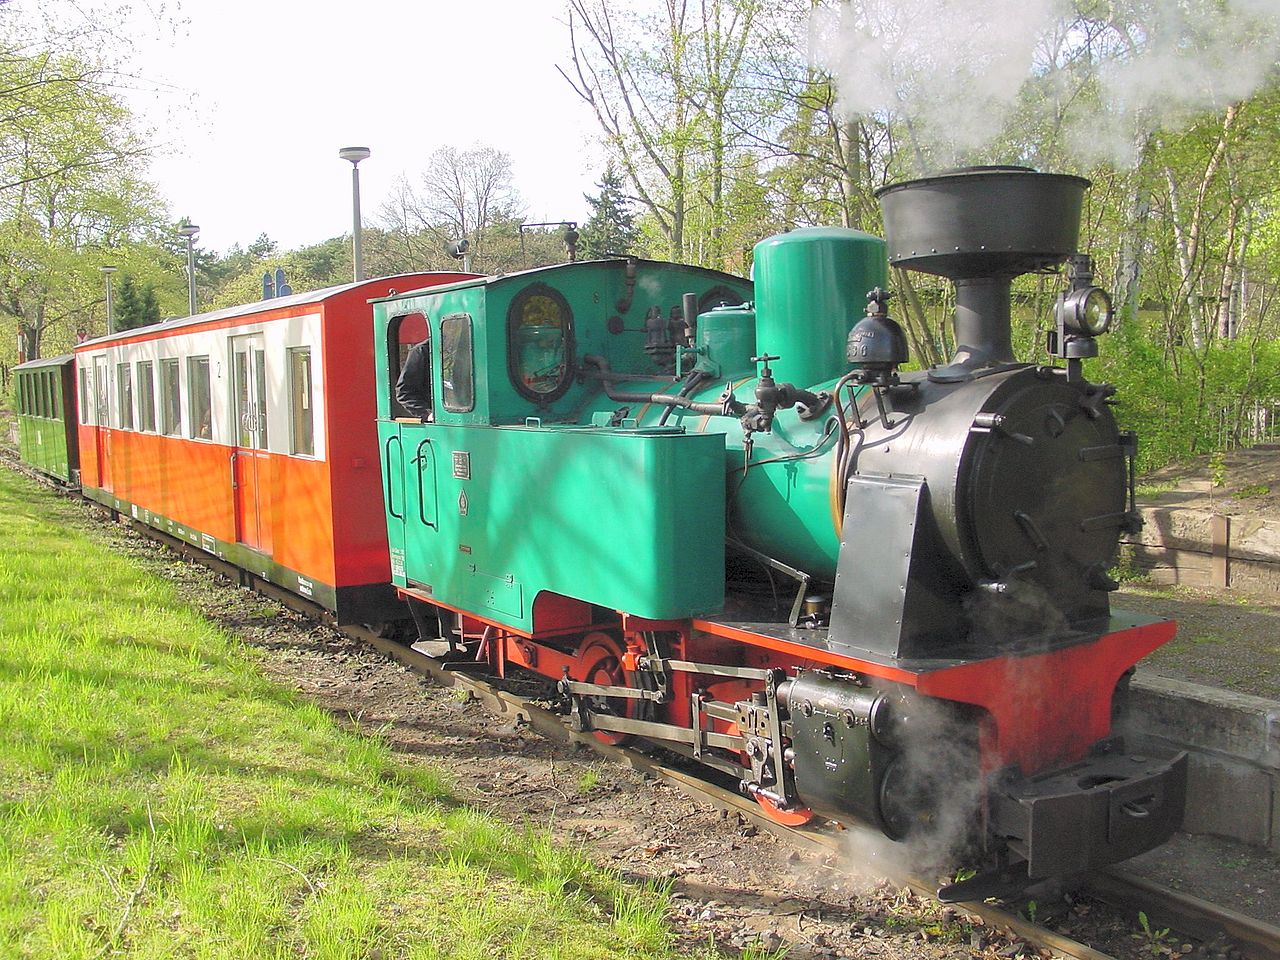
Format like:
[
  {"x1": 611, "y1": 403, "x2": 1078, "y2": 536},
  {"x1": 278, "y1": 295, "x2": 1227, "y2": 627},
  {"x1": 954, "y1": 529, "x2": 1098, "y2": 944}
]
[{"x1": 810, "y1": 0, "x2": 1280, "y2": 169}]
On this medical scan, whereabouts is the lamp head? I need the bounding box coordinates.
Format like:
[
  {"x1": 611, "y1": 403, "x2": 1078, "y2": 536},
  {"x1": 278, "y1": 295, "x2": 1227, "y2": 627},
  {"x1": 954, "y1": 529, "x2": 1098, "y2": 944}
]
[
  {"x1": 177, "y1": 222, "x2": 200, "y2": 240},
  {"x1": 339, "y1": 146, "x2": 372, "y2": 165},
  {"x1": 100, "y1": 265, "x2": 118, "y2": 275}
]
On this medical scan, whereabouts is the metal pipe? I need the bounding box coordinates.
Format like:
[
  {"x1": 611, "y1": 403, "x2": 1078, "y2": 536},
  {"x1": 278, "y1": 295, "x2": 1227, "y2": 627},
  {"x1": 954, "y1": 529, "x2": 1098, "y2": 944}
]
[
  {"x1": 177, "y1": 222, "x2": 200, "y2": 316},
  {"x1": 582, "y1": 355, "x2": 734, "y2": 416},
  {"x1": 952, "y1": 276, "x2": 1014, "y2": 367},
  {"x1": 100, "y1": 265, "x2": 117, "y2": 334}
]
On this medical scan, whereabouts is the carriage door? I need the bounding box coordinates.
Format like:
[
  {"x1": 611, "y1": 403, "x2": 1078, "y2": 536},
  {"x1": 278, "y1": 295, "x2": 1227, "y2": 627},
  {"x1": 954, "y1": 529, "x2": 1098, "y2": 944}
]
[
  {"x1": 231, "y1": 335, "x2": 271, "y2": 554},
  {"x1": 93, "y1": 355, "x2": 111, "y2": 492}
]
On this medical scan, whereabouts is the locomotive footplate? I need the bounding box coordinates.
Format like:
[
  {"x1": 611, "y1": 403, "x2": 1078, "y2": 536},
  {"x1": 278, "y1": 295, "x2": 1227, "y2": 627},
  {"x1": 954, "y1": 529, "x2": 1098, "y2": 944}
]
[{"x1": 984, "y1": 740, "x2": 1187, "y2": 884}]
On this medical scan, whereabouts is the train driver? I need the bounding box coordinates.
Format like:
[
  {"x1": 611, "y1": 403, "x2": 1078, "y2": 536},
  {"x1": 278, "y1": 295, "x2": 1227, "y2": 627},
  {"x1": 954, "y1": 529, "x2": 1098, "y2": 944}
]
[{"x1": 396, "y1": 339, "x2": 432, "y2": 421}]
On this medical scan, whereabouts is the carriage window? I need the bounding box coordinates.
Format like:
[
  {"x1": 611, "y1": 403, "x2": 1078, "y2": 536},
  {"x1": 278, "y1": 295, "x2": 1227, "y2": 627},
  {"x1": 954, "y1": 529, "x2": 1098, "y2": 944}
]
[
  {"x1": 93, "y1": 357, "x2": 108, "y2": 427},
  {"x1": 160, "y1": 359, "x2": 181, "y2": 435},
  {"x1": 288, "y1": 347, "x2": 314, "y2": 456},
  {"x1": 17, "y1": 376, "x2": 27, "y2": 415},
  {"x1": 388, "y1": 311, "x2": 429, "y2": 419},
  {"x1": 49, "y1": 371, "x2": 59, "y2": 418},
  {"x1": 188, "y1": 356, "x2": 212, "y2": 440},
  {"x1": 38, "y1": 372, "x2": 49, "y2": 418},
  {"x1": 79, "y1": 368, "x2": 89, "y2": 422},
  {"x1": 116, "y1": 363, "x2": 134, "y2": 430},
  {"x1": 440, "y1": 314, "x2": 474, "y2": 413},
  {"x1": 137, "y1": 361, "x2": 156, "y2": 432},
  {"x1": 507, "y1": 283, "x2": 573, "y2": 403}
]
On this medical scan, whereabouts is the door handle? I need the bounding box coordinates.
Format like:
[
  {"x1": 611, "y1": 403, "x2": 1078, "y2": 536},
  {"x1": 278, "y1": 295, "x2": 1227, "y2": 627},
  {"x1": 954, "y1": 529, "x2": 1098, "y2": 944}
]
[
  {"x1": 384, "y1": 435, "x2": 403, "y2": 519},
  {"x1": 415, "y1": 439, "x2": 437, "y2": 530}
]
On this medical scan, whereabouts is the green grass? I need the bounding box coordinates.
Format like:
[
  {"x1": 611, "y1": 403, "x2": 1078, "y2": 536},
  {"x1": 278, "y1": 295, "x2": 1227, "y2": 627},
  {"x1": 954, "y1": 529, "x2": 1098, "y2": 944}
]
[{"x1": 0, "y1": 466, "x2": 710, "y2": 960}]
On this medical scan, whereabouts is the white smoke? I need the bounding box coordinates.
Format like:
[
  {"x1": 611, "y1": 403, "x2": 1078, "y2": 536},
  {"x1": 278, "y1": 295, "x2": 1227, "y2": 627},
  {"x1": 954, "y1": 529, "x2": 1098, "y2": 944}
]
[{"x1": 810, "y1": 0, "x2": 1280, "y2": 169}]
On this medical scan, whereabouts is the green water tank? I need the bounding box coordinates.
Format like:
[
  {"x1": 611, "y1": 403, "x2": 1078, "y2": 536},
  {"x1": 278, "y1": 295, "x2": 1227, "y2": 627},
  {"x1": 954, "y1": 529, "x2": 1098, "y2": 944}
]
[
  {"x1": 753, "y1": 227, "x2": 888, "y2": 388},
  {"x1": 694, "y1": 303, "x2": 757, "y2": 381}
]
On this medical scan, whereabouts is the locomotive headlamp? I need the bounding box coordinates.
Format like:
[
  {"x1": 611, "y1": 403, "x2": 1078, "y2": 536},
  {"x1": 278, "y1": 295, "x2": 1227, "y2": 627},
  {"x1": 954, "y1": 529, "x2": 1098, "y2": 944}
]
[{"x1": 1057, "y1": 285, "x2": 1113, "y2": 336}]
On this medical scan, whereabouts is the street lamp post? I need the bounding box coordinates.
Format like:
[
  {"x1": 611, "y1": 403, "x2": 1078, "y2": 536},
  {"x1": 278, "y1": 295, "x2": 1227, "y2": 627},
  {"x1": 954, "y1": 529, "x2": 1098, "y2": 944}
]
[
  {"x1": 100, "y1": 265, "x2": 117, "y2": 334},
  {"x1": 338, "y1": 146, "x2": 371, "y2": 282},
  {"x1": 177, "y1": 222, "x2": 200, "y2": 316}
]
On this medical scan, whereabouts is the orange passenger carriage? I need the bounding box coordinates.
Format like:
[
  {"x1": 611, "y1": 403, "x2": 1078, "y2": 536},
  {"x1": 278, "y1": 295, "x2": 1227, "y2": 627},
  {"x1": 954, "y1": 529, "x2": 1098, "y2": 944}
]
[{"x1": 74, "y1": 274, "x2": 472, "y2": 625}]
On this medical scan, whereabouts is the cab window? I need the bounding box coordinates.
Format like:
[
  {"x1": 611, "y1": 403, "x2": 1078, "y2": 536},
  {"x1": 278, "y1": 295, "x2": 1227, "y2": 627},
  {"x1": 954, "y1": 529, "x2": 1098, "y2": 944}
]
[
  {"x1": 440, "y1": 314, "x2": 474, "y2": 413},
  {"x1": 507, "y1": 283, "x2": 573, "y2": 403},
  {"x1": 387, "y1": 312, "x2": 430, "y2": 420}
]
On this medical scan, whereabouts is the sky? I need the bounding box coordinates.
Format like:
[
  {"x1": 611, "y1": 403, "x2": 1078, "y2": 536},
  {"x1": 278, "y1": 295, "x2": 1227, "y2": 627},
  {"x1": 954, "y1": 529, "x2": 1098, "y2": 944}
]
[{"x1": 54, "y1": 0, "x2": 606, "y2": 254}]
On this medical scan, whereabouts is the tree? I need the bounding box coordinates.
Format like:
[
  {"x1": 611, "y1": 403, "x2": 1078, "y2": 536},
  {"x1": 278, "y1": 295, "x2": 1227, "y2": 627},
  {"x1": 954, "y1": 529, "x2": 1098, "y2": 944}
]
[
  {"x1": 386, "y1": 144, "x2": 521, "y2": 266},
  {"x1": 0, "y1": 45, "x2": 165, "y2": 359},
  {"x1": 114, "y1": 273, "x2": 161, "y2": 331},
  {"x1": 578, "y1": 164, "x2": 639, "y2": 258},
  {"x1": 561, "y1": 0, "x2": 700, "y2": 262},
  {"x1": 378, "y1": 144, "x2": 531, "y2": 275}
]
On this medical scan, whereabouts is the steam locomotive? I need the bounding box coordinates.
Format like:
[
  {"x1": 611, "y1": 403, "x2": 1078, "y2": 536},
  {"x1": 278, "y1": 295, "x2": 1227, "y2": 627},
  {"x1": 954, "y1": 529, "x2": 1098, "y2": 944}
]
[{"x1": 375, "y1": 167, "x2": 1186, "y2": 898}]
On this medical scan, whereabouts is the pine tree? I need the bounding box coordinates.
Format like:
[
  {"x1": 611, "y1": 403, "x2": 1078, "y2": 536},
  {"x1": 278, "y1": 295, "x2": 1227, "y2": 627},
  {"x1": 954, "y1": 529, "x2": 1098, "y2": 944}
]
[
  {"x1": 578, "y1": 165, "x2": 639, "y2": 259},
  {"x1": 139, "y1": 284, "x2": 161, "y2": 325},
  {"x1": 115, "y1": 274, "x2": 143, "y2": 331},
  {"x1": 114, "y1": 274, "x2": 161, "y2": 331}
]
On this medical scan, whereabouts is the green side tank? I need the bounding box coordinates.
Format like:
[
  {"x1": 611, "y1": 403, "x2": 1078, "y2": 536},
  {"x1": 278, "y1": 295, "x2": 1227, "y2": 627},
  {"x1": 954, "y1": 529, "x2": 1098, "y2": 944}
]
[{"x1": 752, "y1": 227, "x2": 887, "y2": 388}]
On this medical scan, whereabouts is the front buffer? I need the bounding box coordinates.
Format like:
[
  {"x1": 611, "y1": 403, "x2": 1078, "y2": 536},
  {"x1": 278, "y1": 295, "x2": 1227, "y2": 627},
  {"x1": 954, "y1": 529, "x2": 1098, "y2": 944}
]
[{"x1": 763, "y1": 616, "x2": 1187, "y2": 901}]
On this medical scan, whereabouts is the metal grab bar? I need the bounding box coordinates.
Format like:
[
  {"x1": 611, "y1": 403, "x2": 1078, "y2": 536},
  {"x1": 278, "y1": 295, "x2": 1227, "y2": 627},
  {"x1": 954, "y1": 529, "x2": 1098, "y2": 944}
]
[
  {"x1": 415, "y1": 438, "x2": 437, "y2": 530},
  {"x1": 384, "y1": 435, "x2": 403, "y2": 519}
]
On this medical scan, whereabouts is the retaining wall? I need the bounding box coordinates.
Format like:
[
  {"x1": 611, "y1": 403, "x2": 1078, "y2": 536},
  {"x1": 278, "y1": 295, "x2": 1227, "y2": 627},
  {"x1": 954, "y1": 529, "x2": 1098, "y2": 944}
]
[
  {"x1": 1125, "y1": 504, "x2": 1280, "y2": 597},
  {"x1": 1127, "y1": 676, "x2": 1280, "y2": 853}
]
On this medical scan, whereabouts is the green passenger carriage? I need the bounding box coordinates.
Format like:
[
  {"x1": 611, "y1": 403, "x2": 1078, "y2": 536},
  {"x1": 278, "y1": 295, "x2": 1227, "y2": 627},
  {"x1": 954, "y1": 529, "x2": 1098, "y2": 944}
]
[{"x1": 12, "y1": 354, "x2": 79, "y2": 485}]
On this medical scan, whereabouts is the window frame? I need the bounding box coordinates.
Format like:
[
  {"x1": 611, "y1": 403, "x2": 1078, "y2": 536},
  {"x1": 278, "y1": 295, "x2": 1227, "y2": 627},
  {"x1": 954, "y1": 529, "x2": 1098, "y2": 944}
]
[
  {"x1": 187, "y1": 355, "x2": 212, "y2": 441},
  {"x1": 136, "y1": 360, "x2": 156, "y2": 433},
  {"x1": 287, "y1": 346, "x2": 315, "y2": 457},
  {"x1": 116, "y1": 362, "x2": 134, "y2": 430},
  {"x1": 159, "y1": 358, "x2": 181, "y2": 436},
  {"x1": 440, "y1": 313, "x2": 475, "y2": 414},
  {"x1": 505, "y1": 282, "x2": 575, "y2": 404}
]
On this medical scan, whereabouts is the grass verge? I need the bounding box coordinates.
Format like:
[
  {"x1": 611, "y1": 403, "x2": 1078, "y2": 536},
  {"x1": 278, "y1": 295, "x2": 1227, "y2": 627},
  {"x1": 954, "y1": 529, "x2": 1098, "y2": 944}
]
[{"x1": 0, "y1": 466, "x2": 705, "y2": 960}]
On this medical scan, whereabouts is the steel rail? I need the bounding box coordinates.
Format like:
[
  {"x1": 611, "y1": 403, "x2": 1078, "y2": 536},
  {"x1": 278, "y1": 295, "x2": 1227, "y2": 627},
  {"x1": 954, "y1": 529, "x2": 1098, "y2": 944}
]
[{"x1": 1090, "y1": 869, "x2": 1280, "y2": 960}]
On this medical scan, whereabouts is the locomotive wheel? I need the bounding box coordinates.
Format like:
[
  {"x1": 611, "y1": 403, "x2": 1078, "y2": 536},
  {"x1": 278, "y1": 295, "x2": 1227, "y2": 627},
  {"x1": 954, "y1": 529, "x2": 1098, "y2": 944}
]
[
  {"x1": 726, "y1": 722, "x2": 814, "y2": 826},
  {"x1": 572, "y1": 632, "x2": 641, "y2": 746}
]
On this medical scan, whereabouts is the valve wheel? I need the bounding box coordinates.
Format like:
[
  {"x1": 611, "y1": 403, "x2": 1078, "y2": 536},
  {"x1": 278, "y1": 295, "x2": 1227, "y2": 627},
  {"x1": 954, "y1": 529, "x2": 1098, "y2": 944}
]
[{"x1": 572, "y1": 632, "x2": 639, "y2": 746}]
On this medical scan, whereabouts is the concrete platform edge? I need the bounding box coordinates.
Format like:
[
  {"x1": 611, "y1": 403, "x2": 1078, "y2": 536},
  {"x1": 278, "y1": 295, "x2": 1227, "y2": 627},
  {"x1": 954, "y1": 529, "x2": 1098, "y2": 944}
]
[{"x1": 1126, "y1": 675, "x2": 1279, "y2": 852}]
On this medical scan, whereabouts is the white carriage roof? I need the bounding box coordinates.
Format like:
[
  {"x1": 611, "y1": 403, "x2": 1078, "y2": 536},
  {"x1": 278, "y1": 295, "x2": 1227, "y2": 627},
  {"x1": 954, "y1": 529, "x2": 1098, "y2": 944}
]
[{"x1": 77, "y1": 274, "x2": 446, "y2": 349}]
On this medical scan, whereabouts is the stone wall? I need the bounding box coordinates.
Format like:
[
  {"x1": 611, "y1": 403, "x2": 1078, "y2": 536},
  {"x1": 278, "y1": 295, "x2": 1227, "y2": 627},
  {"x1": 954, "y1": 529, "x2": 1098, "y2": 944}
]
[
  {"x1": 1125, "y1": 505, "x2": 1280, "y2": 597},
  {"x1": 1126, "y1": 676, "x2": 1280, "y2": 852}
]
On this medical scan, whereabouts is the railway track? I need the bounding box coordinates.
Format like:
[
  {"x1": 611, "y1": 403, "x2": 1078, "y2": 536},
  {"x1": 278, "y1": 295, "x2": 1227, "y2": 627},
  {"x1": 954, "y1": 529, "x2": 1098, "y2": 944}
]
[
  {"x1": 346, "y1": 624, "x2": 1280, "y2": 960},
  {"x1": 5, "y1": 453, "x2": 1278, "y2": 960}
]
